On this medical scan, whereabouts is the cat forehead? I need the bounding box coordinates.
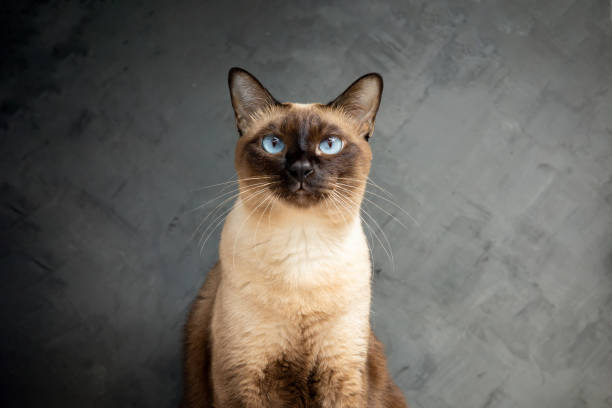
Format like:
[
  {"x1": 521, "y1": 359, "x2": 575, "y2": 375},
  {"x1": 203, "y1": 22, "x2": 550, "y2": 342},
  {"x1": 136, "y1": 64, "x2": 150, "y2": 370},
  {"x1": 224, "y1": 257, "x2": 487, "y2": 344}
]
[{"x1": 248, "y1": 103, "x2": 359, "y2": 138}]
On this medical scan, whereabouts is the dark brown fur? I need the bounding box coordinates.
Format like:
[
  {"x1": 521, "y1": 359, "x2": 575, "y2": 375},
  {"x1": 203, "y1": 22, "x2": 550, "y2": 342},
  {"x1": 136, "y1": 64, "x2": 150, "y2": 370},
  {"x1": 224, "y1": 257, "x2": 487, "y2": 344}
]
[{"x1": 239, "y1": 109, "x2": 364, "y2": 208}]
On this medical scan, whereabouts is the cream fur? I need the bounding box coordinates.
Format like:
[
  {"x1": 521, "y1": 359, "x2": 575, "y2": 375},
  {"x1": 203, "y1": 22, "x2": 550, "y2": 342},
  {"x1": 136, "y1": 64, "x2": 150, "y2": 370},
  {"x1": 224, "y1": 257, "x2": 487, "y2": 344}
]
[{"x1": 211, "y1": 195, "x2": 373, "y2": 403}]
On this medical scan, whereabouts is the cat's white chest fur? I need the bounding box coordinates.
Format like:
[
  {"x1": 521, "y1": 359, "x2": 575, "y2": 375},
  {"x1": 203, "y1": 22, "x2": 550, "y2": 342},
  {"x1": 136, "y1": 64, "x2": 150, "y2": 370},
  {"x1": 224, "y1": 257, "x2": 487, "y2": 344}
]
[
  {"x1": 212, "y1": 199, "x2": 372, "y2": 381},
  {"x1": 219, "y1": 200, "x2": 371, "y2": 294}
]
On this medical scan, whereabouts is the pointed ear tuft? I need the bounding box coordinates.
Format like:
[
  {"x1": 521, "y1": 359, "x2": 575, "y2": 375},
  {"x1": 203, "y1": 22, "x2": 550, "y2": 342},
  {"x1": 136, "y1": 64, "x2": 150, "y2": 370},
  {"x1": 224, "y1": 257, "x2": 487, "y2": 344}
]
[
  {"x1": 328, "y1": 73, "x2": 383, "y2": 140},
  {"x1": 228, "y1": 67, "x2": 279, "y2": 136}
]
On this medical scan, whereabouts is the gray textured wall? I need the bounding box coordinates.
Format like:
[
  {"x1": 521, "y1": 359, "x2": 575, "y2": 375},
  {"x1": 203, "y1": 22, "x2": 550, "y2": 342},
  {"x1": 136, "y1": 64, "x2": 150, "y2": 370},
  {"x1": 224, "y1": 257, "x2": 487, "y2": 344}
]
[{"x1": 1, "y1": 1, "x2": 611, "y2": 407}]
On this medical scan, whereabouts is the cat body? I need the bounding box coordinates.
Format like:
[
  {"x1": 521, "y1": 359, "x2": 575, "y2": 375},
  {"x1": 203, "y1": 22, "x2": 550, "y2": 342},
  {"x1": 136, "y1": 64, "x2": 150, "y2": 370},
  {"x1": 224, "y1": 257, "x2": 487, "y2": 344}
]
[{"x1": 182, "y1": 69, "x2": 407, "y2": 407}]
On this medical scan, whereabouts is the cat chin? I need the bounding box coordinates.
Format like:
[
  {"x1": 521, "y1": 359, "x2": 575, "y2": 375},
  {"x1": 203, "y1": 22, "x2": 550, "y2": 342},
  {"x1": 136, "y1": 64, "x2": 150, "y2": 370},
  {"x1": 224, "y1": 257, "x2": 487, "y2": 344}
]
[
  {"x1": 280, "y1": 191, "x2": 324, "y2": 209},
  {"x1": 274, "y1": 181, "x2": 336, "y2": 209}
]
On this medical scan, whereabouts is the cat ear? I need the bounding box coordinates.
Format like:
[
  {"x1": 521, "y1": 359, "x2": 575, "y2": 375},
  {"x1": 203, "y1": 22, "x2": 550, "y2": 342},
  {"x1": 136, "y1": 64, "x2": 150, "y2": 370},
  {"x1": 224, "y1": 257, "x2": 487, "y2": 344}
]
[
  {"x1": 328, "y1": 73, "x2": 383, "y2": 140},
  {"x1": 228, "y1": 67, "x2": 279, "y2": 136}
]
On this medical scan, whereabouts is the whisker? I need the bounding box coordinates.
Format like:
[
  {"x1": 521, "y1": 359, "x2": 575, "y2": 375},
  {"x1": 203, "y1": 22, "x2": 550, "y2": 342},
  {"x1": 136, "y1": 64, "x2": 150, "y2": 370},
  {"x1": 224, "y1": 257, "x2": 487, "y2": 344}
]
[
  {"x1": 333, "y1": 184, "x2": 411, "y2": 231},
  {"x1": 327, "y1": 190, "x2": 350, "y2": 226},
  {"x1": 199, "y1": 186, "x2": 273, "y2": 254},
  {"x1": 328, "y1": 191, "x2": 375, "y2": 265},
  {"x1": 335, "y1": 182, "x2": 419, "y2": 227},
  {"x1": 361, "y1": 195, "x2": 411, "y2": 231},
  {"x1": 360, "y1": 211, "x2": 392, "y2": 273},
  {"x1": 336, "y1": 176, "x2": 394, "y2": 198},
  {"x1": 267, "y1": 192, "x2": 278, "y2": 227},
  {"x1": 331, "y1": 187, "x2": 395, "y2": 274},
  {"x1": 360, "y1": 201, "x2": 395, "y2": 274},
  {"x1": 187, "y1": 180, "x2": 276, "y2": 214},
  {"x1": 364, "y1": 190, "x2": 420, "y2": 227},
  {"x1": 232, "y1": 191, "x2": 275, "y2": 269},
  {"x1": 190, "y1": 175, "x2": 274, "y2": 192},
  {"x1": 191, "y1": 192, "x2": 240, "y2": 241},
  {"x1": 190, "y1": 180, "x2": 279, "y2": 240},
  {"x1": 238, "y1": 194, "x2": 277, "y2": 266},
  {"x1": 190, "y1": 174, "x2": 237, "y2": 192},
  {"x1": 199, "y1": 180, "x2": 277, "y2": 219},
  {"x1": 364, "y1": 221, "x2": 375, "y2": 268},
  {"x1": 253, "y1": 193, "x2": 275, "y2": 248},
  {"x1": 200, "y1": 186, "x2": 272, "y2": 254},
  {"x1": 198, "y1": 206, "x2": 234, "y2": 254}
]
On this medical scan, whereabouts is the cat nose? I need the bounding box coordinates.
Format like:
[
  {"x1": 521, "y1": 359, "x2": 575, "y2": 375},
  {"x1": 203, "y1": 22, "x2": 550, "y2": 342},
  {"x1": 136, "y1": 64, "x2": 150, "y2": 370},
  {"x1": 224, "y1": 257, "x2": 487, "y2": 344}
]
[{"x1": 288, "y1": 158, "x2": 313, "y2": 181}]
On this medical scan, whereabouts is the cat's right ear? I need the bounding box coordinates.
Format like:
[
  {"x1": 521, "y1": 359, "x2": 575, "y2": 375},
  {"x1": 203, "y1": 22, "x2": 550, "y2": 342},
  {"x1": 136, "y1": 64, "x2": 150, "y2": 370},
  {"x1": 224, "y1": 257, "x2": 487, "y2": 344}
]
[
  {"x1": 228, "y1": 67, "x2": 279, "y2": 136},
  {"x1": 327, "y1": 73, "x2": 383, "y2": 141}
]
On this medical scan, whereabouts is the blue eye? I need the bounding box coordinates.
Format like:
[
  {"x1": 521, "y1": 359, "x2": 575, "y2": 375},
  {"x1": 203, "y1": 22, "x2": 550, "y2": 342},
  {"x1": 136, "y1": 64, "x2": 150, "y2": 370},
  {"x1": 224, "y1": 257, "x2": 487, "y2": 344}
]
[
  {"x1": 319, "y1": 136, "x2": 343, "y2": 154},
  {"x1": 261, "y1": 135, "x2": 285, "y2": 154}
]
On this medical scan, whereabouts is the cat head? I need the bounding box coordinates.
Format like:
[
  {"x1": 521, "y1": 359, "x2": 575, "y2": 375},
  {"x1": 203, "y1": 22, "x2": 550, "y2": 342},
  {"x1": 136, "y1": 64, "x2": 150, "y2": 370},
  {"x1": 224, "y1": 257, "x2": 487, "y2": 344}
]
[{"x1": 228, "y1": 67, "x2": 382, "y2": 219}]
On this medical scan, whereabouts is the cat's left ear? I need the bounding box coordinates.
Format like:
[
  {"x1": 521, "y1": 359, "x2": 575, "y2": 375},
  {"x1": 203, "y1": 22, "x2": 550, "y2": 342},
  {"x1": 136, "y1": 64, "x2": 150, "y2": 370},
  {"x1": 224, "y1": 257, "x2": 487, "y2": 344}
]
[
  {"x1": 328, "y1": 73, "x2": 383, "y2": 141},
  {"x1": 228, "y1": 67, "x2": 279, "y2": 136}
]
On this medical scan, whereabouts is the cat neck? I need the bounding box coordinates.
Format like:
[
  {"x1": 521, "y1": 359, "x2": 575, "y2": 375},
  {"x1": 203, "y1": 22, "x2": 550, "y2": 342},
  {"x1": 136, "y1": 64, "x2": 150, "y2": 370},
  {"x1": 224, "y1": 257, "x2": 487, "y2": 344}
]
[{"x1": 217, "y1": 197, "x2": 372, "y2": 313}]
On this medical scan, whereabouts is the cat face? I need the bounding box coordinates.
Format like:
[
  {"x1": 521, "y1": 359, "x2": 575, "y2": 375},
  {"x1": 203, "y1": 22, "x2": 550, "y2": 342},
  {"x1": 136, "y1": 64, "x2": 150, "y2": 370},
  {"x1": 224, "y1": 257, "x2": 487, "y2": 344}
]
[{"x1": 228, "y1": 68, "x2": 383, "y2": 213}]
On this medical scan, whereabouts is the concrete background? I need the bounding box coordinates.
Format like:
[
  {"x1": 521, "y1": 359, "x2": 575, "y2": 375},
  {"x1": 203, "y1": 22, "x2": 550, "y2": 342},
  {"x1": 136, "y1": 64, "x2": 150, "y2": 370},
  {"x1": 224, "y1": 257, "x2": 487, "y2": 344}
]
[{"x1": 1, "y1": 0, "x2": 611, "y2": 407}]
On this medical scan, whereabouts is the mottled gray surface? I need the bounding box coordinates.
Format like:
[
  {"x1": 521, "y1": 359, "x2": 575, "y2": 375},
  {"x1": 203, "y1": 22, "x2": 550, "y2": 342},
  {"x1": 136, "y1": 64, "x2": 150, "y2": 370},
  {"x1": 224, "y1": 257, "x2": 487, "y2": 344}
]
[{"x1": 1, "y1": 0, "x2": 612, "y2": 407}]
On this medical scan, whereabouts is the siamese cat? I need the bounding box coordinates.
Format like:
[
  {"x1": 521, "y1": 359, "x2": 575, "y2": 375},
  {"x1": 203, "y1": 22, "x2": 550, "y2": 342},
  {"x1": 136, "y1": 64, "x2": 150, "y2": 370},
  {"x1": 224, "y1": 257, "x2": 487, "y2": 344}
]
[{"x1": 181, "y1": 68, "x2": 407, "y2": 408}]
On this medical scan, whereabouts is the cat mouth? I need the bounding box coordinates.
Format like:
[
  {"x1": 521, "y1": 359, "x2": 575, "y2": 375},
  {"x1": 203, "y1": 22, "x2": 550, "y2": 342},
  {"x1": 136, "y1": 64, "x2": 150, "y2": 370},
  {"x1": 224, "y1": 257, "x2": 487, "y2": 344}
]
[
  {"x1": 279, "y1": 181, "x2": 328, "y2": 207},
  {"x1": 289, "y1": 182, "x2": 312, "y2": 194}
]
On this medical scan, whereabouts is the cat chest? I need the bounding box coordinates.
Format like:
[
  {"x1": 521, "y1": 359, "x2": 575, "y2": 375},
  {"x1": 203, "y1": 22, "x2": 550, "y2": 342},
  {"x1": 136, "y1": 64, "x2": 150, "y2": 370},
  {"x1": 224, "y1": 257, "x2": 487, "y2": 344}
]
[
  {"x1": 223, "y1": 214, "x2": 371, "y2": 281},
  {"x1": 258, "y1": 352, "x2": 325, "y2": 407},
  {"x1": 251, "y1": 318, "x2": 367, "y2": 407}
]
